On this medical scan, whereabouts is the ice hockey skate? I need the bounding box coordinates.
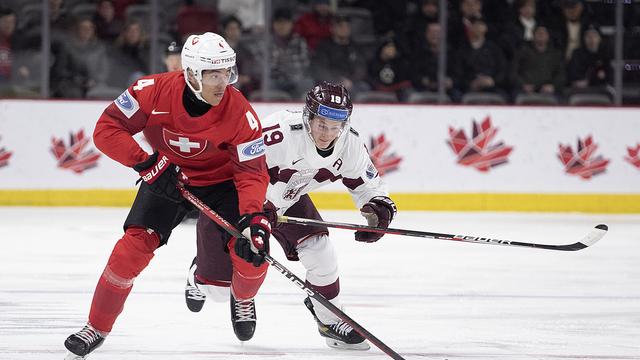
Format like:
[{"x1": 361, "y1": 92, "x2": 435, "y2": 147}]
[
  {"x1": 64, "y1": 324, "x2": 106, "y2": 359},
  {"x1": 185, "y1": 258, "x2": 206, "y2": 312},
  {"x1": 304, "y1": 297, "x2": 370, "y2": 350},
  {"x1": 230, "y1": 293, "x2": 256, "y2": 341}
]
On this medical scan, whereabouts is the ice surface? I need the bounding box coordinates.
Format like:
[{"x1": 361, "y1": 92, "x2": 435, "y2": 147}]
[{"x1": 0, "y1": 208, "x2": 639, "y2": 360}]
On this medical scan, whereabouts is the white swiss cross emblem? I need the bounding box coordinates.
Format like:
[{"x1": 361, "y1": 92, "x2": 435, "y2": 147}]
[{"x1": 162, "y1": 128, "x2": 207, "y2": 158}]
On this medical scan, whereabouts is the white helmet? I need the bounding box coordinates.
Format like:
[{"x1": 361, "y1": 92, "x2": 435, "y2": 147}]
[{"x1": 181, "y1": 32, "x2": 238, "y2": 102}]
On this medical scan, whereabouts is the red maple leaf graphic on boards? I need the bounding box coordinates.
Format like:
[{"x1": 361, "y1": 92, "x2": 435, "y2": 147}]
[
  {"x1": 557, "y1": 135, "x2": 609, "y2": 180},
  {"x1": 50, "y1": 129, "x2": 101, "y2": 173},
  {"x1": 368, "y1": 133, "x2": 402, "y2": 176},
  {"x1": 446, "y1": 116, "x2": 513, "y2": 172},
  {"x1": 0, "y1": 136, "x2": 12, "y2": 168},
  {"x1": 624, "y1": 143, "x2": 640, "y2": 169}
]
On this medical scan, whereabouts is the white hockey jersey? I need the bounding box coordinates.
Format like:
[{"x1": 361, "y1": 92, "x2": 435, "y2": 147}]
[{"x1": 261, "y1": 109, "x2": 388, "y2": 215}]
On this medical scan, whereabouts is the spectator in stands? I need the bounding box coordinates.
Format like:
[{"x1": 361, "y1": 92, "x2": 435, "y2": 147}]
[
  {"x1": 222, "y1": 15, "x2": 260, "y2": 96},
  {"x1": 163, "y1": 41, "x2": 181, "y2": 72},
  {"x1": 566, "y1": 26, "x2": 612, "y2": 93},
  {"x1": 0, "y1": 7, "x2": 17, "y2": 84},
  {"x1": 218, "y1": 0, "x2": 264, "y2": 33},
  {"x1": 269, "y1": 8, "x2": 313, "y2": 99},
  {"x1": 50, "y1": 0, "x2": 74, "y2": 43},
  {"x1": 499, "y1": 0, "x2": 537, "y2": 61},
  {"x1": 311, "y1": 15, "x2": 369, "y2": 96},
  {"x1": 294, "y1": 0, "x2": 333, "y2": 51},
  {"x1": 453, "y1": 15, "x2": 507, "y2": 95},
  {"x1": 93, "y1": 0, "x2": 122, "y2": 43},
  {"x1": 111, "y1": 20, "x2": 149, "y2": 86},
  {"x1": 175, "y1": 0, "x2": 217, "y2": 42},
  {"x1": 367, "y1": 37, "x2": 412, "y2": 101},
  {"x1": 0, "y1": 8, "x2": 35, "y2": 97},
  {"x1": 551, "y1": 0, "x2": 593, "y2": 61},
  {"x1": 448, "y1": 0, "x2": 485, "y2": 49},
  {"x1": 404, "y1": 0, "x2": 439, "y2": 52},
  {"x1": 410, "y1": 22, "x2": 459, "y2": 101},
  {"x1": 111, "y1": 0, "x2": 141, "y2": 21},
  {"x1": 51, "y1": 18, "x2": 108, "y2": 98},
  {"x1": 511, "y1": 24, "x2": 565, "y2": 98},
  {"x1": 358, "y1": 0, "x2": 408, "y2": 38}
]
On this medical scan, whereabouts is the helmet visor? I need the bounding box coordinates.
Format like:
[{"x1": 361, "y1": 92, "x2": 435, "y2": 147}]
[{"x1": 200, "y1": 65, "x2": 238, "y2": 85}]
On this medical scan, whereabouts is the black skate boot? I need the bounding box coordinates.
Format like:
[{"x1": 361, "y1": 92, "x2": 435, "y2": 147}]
[
  {"x1": 230, "y1": 293, "x2": 256, "y2": 341},
  {"x1": 64, "y1": 324, "x2": 106, "y2": 359},
  {"x1": 304, "y1": 297, "x2": 370, "y2": 350},
  {"x1": 185, "y1": 258, "x2": 206, "y2": 312}
]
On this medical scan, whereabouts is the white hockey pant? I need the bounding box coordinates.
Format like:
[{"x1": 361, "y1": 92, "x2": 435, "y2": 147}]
[
  {"x1": 297, "y1": 233, "x2": 342, "y2": 325},
  {"x1": 190, "y1": 263, "x2": 229, "y2": 303}
]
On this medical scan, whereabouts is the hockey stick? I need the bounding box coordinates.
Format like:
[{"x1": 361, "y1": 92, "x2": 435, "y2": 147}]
[
  {"x1": 178, "y1": 185, "x2": 405, "y2": 360},
  {"x1": 277, "y1": 216, "x2": 608, "y2": 251}
]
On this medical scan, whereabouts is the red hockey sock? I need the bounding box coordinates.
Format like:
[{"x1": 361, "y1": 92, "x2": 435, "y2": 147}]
[
  {"x1": 227, "y1": 237, "x2": 268, "y2": 300},
  {"x1": 88, "y1": 227, "x2": 159, "y2": 333}
]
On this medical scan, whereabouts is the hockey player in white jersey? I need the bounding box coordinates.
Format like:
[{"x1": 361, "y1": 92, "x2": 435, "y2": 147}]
[{"x1": 187, "y1": 82, "x2": 397, "y2": 349}]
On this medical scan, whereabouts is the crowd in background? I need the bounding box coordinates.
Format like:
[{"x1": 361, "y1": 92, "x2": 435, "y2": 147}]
[{"x1": 1, "y1": 0, "x2": 640, "y2": 104}]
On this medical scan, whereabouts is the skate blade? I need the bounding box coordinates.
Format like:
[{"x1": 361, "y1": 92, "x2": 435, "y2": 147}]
[
  {"x1": 325, "y1": 338, "x2": 371, "y2": 350},
  {"x1": 64, "y1": 351, "x2": 87, "y2": 359}
]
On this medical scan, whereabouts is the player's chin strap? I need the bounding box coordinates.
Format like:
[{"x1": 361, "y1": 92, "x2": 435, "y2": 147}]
[
  {"x1": 184, "y1": 69, "x2": 209, "y2": 104},
  {"x1": 176, "y1": 183, "x2": 406, "y2": 360}
]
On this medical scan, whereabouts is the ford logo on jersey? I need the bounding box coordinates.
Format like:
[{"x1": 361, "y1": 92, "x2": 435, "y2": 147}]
[
  {"x1": 116, "y1": 91, "x2": 134, "y2": 110},
  {"x1": 317, "y1": 104, "x2": 349, "y2": 121},
  {"x1": 242, "y1": 138, "x2": 267, "y2": 157}
]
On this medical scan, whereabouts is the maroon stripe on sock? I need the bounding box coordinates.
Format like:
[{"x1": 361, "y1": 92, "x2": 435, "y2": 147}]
[
  {"x1": 305, "y1": 278, "x2": 340, "y2": 300},
  {"x1": 195, "y1": 274, "x2": 231, "y2": 287}
]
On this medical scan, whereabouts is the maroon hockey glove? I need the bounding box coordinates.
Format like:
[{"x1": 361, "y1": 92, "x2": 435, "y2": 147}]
[
  {"x1": 236, "y1": 213, "x2": 271, "y2": 267},
  {"x1": 133, "y1": 151, "x2": 189, "y2": 203},
  {"x1": 355, "y1": 196, "x2": 397, "y2": 242}
]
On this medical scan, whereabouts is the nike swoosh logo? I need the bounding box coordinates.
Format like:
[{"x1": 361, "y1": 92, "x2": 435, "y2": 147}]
[
  {"x1": 292, "y1": 158, "x2": 304, "y2": 165},
  {"x1": 151, "y1": 109, "x2": 170, "y2": 115}
]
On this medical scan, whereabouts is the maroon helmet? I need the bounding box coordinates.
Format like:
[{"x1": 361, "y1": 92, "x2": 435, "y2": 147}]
[
  {"x1": 304, "y1": 82, "x2": 353, "y2": 122},
  {"x1": 303, "y1": 82, "x2": 354, "y2": 151}
]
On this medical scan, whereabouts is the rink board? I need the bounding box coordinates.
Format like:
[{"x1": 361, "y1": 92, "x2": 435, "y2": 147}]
[{"x1": 0, "y1": 99, "x2": 639, "y2": 212}]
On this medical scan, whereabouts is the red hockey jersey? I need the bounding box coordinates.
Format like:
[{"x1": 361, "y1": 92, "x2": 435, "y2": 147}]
[{"x1": 93, "y1": 71, "x2": 268, "y2": 214}]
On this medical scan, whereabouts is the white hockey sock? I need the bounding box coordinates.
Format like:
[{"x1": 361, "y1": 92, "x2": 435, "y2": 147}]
[{"x1": 311, "y1": 295, "x2": 343, "y2": 325}]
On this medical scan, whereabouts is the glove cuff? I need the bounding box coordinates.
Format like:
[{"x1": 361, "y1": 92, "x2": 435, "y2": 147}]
[
  {"x1": 238, "y1": 212, "x2": 271, "y2": 228},
  {"x1": 133, "y1": 151, "x2": 159, "y2": 172},
  {"x1": 369, "y1": 196, "x2": 397, "y2": 222}
]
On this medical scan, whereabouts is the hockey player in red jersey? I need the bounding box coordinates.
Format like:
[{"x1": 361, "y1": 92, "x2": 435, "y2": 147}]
[
  {"x1": 185, "y1": 82, "x2": 397, "y2": 350},
  {"x1": 64, "y1": 32, "x2": 271, "y2": 359}
]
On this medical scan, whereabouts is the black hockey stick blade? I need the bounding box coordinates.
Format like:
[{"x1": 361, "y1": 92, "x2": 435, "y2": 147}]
[
  {"x1": 277, "y1": 216, "x2": 608, "y2": 252},
  {"x1": 178, "y1": 185, "x2": 406, "y2": 360}
]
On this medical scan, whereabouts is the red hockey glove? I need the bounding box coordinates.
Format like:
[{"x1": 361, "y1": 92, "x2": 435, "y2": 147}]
[
  {"x1": 236, "y1": 213, "x2": 271, "y2": 267},
  {"x1": 133, "y1": 151, "x2": 189, "y2": 203},
  {"x1": 355, "y1": 196, "x2": 397, "y2": 243}
]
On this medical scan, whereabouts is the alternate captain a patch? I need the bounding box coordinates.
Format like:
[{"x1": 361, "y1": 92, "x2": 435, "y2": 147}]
[
  {"x1": 162, "y1": 129, "x2": 207, "y2": 158},
  {"x1": 114, "y1": 89, "x2": 140, "y2": 119}
]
